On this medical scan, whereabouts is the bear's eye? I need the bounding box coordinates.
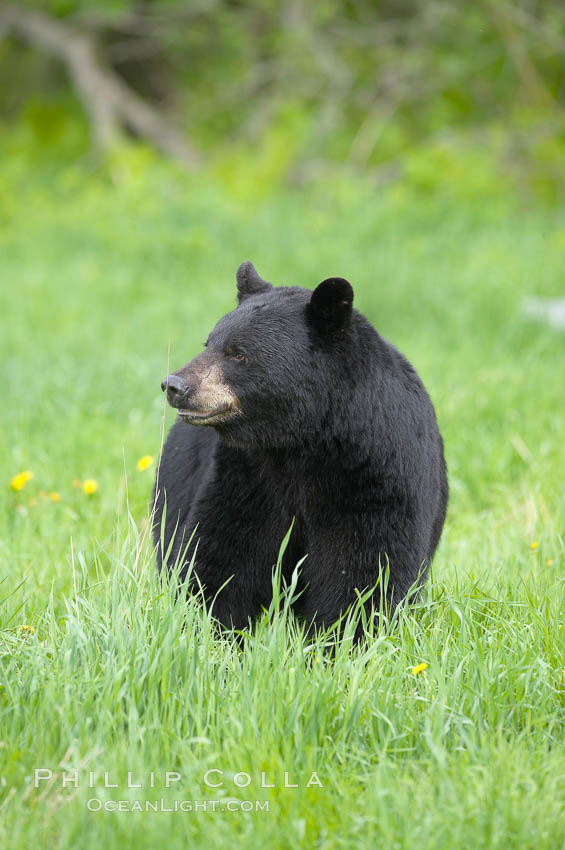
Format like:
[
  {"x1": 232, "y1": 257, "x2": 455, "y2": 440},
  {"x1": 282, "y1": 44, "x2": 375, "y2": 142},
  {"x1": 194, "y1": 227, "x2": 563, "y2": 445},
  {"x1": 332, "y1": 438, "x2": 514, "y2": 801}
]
[{"x1": 225, "y1": 345, "x2": 245, "y2": 362}]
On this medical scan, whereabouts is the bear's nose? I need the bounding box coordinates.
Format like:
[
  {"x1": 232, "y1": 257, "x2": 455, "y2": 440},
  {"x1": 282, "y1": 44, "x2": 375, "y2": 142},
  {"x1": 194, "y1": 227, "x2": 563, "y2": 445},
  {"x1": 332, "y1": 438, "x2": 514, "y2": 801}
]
[{"x1": 161, "y1": 374, "x2": 188, "y2": 407}]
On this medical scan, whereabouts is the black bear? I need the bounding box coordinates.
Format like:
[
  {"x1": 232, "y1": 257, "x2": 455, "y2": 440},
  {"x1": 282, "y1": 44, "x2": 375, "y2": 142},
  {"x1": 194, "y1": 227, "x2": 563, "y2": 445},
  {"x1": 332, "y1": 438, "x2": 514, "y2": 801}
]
[{"x1": 153, "y1": 262, "x2": 448, "y2": 633}]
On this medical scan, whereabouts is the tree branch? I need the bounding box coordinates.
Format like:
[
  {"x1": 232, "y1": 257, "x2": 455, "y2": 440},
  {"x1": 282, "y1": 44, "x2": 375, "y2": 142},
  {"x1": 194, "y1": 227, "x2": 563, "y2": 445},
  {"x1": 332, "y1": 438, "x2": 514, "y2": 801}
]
[{"x1": 0, "y1": 4, "x2": 199, "y2": 167}]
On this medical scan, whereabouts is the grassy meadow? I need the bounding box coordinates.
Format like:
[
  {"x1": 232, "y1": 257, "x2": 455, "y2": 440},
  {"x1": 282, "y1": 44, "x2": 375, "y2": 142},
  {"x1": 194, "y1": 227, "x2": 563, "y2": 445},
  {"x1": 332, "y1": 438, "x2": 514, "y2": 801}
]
[{"x1": 1, "y1": 152, "x2": 565, "y2": 848}]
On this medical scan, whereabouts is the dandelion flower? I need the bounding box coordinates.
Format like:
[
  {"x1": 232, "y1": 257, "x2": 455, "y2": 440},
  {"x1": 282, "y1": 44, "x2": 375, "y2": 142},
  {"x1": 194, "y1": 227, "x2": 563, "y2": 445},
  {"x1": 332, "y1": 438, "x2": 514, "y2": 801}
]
[
  {"x1": 83, "y1": 479, "x2": 98, "y2": 495},
  {"x1": 546, "y1": 559, "x2": 554, "y2": 567},
  {"x1": 411, "y1": 662, "x2": 428, "y2": 675},
  {"x1": 20, "y1": 624, "x2": 35, "y2": 634},
  {"x1": 49, "y1": 492, "x2": 61, "y2": 502},
  {"x1": 530, "y1": 541, "x2": 539, "y2": 550},
  {"x1": 10, "y1": 470, "x2": 33, "y2": 491},
  {"x1": 136, "y1": 455, "x2": 154, "y2": 471}
]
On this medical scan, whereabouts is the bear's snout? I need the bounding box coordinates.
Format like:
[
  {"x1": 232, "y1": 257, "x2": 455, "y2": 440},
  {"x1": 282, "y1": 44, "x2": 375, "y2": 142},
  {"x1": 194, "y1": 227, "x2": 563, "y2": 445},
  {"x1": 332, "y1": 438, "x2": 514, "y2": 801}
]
[
  {"x1": 161, "y1": 359, "x2": 238, "y2": 422},
  {"x1": 161, "y1": 373, "x2": 191, "y2": 408}
]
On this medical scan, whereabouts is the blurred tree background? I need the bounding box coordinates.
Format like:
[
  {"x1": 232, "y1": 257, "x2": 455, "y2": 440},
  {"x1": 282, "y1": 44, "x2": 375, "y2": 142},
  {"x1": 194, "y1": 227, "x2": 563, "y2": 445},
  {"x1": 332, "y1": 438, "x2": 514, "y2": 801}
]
[{"x1": 1, "y1": 0, "x2": 564, "y2": 199}]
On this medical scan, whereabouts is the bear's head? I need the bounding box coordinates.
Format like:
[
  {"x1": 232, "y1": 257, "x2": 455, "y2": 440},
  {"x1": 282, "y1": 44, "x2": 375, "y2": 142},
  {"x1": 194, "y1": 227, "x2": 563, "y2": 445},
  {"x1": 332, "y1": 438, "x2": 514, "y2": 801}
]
[{"x1": 161, "y1": 262, "x2": 356, "y2": 448}]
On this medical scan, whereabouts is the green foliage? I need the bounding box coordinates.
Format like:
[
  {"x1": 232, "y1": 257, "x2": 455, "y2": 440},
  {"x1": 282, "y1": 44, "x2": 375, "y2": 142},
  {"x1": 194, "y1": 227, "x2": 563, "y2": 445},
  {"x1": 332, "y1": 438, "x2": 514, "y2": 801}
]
[
  {"x1": 3, "y1": 0, "x2": 565, "y2": 196},
  {"x1": 0, "y1": 151, "x2": 565, "y2": 845}
]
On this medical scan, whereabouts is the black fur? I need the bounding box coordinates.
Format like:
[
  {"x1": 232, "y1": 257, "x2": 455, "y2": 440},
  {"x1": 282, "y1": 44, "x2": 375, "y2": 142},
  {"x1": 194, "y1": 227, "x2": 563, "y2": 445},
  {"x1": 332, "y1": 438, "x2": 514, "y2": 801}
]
[{"x1": 153, "y1": 263, "x2": 448, "y2": 633}]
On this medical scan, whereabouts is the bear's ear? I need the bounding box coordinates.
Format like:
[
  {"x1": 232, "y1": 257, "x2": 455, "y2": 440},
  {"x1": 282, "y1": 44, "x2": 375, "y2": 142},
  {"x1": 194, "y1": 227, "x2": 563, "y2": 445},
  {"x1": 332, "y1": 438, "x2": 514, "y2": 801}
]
[
  {"x1": 236, "y1": 261, "x2": 273, "y2": 303},
  {"x1": 307, "y1": 277, "x2": 354, "y2": 334}
]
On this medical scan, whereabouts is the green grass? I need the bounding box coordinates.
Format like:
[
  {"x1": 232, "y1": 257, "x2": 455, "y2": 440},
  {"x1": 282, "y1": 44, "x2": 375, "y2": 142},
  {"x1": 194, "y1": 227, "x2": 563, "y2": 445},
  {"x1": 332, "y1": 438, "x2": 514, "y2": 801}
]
[{"x1": 1, "y1": 153, "x2": 565, "y2": 848}]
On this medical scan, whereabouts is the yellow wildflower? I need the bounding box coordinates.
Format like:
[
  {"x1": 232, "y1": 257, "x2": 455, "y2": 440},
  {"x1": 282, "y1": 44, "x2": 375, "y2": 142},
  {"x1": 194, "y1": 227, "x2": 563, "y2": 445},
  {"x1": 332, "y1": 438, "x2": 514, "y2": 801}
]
[
  {"x1": 83, "y1": 479, "x2": 98, "y2": 495},
  {"x1": 136, "y1": 455, "x2": 154, "y2": 471},
  {"x1": 530, "y1": 541, "x2": 539, "y2": 550},
  {"x1": 411, "y1": 662, "x2": 428, "y2": 675},
  {"x1": 20, "y1": 625, "x2": 35, "y2": 634},
  {"x1": 546, "y1": 559, "x2": 554, "y2": 567},
  {"x1": 10, "y1": 470, "x2": 33, "y2": 491},
  {"x1": 49, "y1": 492, "x2": 61, "y2": 503}
]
